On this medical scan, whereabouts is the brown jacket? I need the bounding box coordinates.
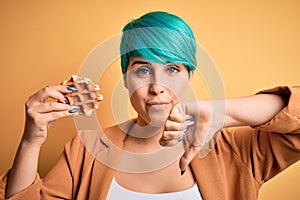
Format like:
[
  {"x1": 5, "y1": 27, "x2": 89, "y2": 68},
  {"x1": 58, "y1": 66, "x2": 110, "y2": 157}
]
[{"x1": 1, "y1": 86, "x2": 300, "y2": 200}]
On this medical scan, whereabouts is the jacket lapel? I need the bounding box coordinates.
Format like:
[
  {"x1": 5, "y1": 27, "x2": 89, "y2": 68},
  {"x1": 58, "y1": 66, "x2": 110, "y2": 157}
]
[
  {"x1": 191, "y1": 147, "x2": 227, "y2": 200},
  {"x1": 87, "y1": 126, "x2": 127, "y2": 200}
]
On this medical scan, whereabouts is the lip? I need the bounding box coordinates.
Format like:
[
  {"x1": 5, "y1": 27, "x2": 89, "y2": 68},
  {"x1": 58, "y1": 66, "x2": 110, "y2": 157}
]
[{"x1": 146, "y1": 100, "x2": 171, "y2": 110}]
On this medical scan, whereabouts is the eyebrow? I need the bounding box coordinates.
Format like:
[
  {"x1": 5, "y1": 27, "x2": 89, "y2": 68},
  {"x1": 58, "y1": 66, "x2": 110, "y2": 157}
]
[{"x1": 131, "y1": 60, "x2": 151, "y2": 66}]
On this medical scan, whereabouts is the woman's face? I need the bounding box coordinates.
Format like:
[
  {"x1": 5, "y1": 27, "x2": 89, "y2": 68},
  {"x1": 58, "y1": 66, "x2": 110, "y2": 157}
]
[{"x1": 124, "y1": 57, "x2": 192, "y2": 127}]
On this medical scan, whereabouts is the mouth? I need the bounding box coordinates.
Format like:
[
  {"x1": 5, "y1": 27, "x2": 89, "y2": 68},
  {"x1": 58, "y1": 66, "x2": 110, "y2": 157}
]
[{"x1": 146, "y1": 100, "x2": 171, "y2": 110}]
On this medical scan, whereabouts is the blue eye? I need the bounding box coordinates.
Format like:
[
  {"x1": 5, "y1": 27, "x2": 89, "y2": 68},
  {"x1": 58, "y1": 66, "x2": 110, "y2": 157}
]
[
  {"x1": 135, "y1": 67, "x2": 151, "y2": 76},
  {"x1": 166, "y1": 65, "x2": 180, "y2": 74}
]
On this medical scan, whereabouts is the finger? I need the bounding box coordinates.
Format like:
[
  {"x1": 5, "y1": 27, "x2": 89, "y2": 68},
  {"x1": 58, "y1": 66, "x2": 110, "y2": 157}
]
[
  {"x1": 35, "y1": 110, "x2": 73, "y2": 124},
  {"x1": 169, "y1": 113, "x2": 193, "y2": 123},
  {"x1": 47, "y1": 110, "x2": 74, "y2": 121},
  {"x1": 179, "y1": 143, "x2": 202, "y2": 171},
  {"x1": 160, "y1": 130, "x2": 185, "y2": 141},
  {"x1": 169, "y1": 104, "x2": 193, "y2": 122},
  {"x1": 164, "y1": 120, "x2": 183, "y2": 131},
  {"x1": 165, "y1": 119, "x2": 194, "y2": 131},
  {"x1": 28, "y1": 85, "x2": 72, "y2": 105},
  {"x1": 159, "y1": 139, "x2": 181, "y2": 147},
  {"x1": 33, "y1": 102, "x2": 71, "y2": 113}
]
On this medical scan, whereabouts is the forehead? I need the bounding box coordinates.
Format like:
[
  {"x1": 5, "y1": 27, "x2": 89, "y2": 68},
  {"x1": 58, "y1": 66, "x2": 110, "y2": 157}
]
[
  {"x1": 128, "y1": 56, "x2": 185, "y2": 68},
  {"x1": 129, "y1": 56, "x2": 148, "y2": 64}
]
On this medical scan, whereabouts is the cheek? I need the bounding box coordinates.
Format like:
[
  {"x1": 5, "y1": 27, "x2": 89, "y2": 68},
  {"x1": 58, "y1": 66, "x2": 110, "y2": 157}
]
[
  {"x1": 128, "y1": 87, "x2": 148, "y2": 109},
  {"x1": 126, "y1": 76, "x2": 150, "y2": 96},
  {"x1": 167, "y1": 78, "x2": 191, "y2": 101}
]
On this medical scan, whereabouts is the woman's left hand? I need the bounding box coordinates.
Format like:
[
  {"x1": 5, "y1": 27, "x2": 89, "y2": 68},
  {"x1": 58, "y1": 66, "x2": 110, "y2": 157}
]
[
  {"x1": 160, "y1": 93, "x2": 288, "y2": 171},
  {"x1": 159, "y1": 101, "x2": 219, "y2": 171}
]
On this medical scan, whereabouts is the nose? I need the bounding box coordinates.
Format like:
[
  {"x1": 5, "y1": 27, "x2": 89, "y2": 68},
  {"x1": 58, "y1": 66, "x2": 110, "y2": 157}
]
[
  {"x1": 149, "y1": 82, "x2": 165, "y2": 95},
  {"x1": 149, "y1": 71, "x2": 166, "y2": 95}
]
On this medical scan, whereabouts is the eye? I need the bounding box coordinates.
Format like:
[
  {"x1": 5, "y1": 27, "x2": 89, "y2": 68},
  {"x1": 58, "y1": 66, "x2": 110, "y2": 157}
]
[
  {"x1": 166, "y1": 65, "x2": 180, "y2": 75},
  {"x1": 134, "y1": 67, "x2": 152, "y2": 77}
]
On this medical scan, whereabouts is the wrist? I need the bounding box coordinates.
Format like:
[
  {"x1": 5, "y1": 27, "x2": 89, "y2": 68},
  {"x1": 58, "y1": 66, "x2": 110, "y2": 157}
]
[
  {"x1": 185, "y1": 100, "x2": 215, "y2": 124},
  {"x1": 183, "y1": 100, "x2": 210, "y2": 117},
  {"x1": 20, "y1": 136, "x2": 43, "y2": 151}
]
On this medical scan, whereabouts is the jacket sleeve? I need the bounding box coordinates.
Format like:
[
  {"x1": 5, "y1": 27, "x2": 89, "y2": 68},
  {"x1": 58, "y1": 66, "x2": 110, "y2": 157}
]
[
  {"x1": 223, "y1": 86, "x2": 300, "y2": 184},
  {"x1": 0, "y1": 172, "x2": 41, "y2": 200},
  {"x1": 252, "y1": 86, "x2": 300, "y2": 133},
  {"x1": 0, "y1": 136, "x2": 82, "y2": 200}
]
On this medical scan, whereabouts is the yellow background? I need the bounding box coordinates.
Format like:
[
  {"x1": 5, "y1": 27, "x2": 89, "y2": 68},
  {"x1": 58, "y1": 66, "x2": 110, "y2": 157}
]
[{"x1": 1, "y1": 0, "x2": 300, "y2": 199}]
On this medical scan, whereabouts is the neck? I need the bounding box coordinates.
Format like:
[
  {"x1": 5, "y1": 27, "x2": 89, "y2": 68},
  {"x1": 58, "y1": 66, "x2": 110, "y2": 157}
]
[{"x1": 125, "y1": 120, "x2": 164, "y2": 151}]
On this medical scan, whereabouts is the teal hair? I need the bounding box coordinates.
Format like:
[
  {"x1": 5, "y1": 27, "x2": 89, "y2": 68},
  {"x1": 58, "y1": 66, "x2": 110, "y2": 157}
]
[{"x1": 120, "y1": 11, "x2": 197, "y2": 74}]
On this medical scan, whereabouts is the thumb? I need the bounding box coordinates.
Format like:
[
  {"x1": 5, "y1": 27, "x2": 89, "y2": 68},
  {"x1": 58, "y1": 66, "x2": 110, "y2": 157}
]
[{"x1": 179, "y1": 143, "x2": 201, "y2": 171}]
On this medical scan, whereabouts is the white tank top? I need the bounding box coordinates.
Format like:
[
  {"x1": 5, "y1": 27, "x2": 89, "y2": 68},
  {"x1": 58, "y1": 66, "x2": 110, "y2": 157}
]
[{"x1": 106, "y1": 178, "x2": 203, "y2": 200}]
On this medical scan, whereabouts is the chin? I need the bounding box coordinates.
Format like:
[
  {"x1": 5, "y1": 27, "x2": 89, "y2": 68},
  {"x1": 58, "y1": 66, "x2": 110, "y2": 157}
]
[{"x1": 147, "y1": 109, "x2": 169, "y2": 127}]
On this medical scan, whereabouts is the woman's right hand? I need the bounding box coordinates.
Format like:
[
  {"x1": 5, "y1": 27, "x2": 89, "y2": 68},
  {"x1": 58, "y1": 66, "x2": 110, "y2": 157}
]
[
  {"x1": 22, "y1": 85, "x2": 73, "y2": 148},
  {"x1": 6, "y1": 85, "x2": 74, "y2": 198}
]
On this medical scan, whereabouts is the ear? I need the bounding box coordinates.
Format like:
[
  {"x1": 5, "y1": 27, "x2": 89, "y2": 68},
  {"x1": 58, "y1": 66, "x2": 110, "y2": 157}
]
[
  {"x1": 188, "y1": 71, "x2": 194, "y2": 85},
  {"x1": 123, "y1": 75, "x2": 128, "y2": 89},
  {"x1": 121, "y1": 68, "x2": 128, "y2": 89}
]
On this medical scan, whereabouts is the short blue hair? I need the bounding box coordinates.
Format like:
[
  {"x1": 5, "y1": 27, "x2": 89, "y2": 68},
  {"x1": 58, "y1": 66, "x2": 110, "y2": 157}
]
[{"x1": 120, "y1": 11, "x2": 197, "y2": 74}]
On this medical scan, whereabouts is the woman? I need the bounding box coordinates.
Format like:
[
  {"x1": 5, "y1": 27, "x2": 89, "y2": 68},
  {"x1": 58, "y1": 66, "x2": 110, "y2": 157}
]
[{"x1": 1, "y1": 11, "x2": 300, "y2": 200}]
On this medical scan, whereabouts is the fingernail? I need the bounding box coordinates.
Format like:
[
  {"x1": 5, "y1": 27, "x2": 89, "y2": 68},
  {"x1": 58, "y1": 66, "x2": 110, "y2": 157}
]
[
  {"x1": 67, "y1": 86, "x2": 77, "y2": 92},
  {"x1": 184, "y1": 127, "x2": 188, "y2": 133},
  {"x1": 181, "y1": 169, "x2": 186, "y2": 176},
  {"x1": 178, "y1": 136, "x2": 184, "y2": 142},
  {"x1": 68, "y1": 109, "x2": 78, "y2": 114},
  {"x1": 186, "y1": 115, "x2": 193, "y2": 120},
  {"x1": 187, "y1": 120, "x2": 194, "y2": 126},
  {"x1": 71, "y1": 105, "x2": 80, "y2": 109},
  {"x1": 64, "y1": 97, "x2": 70, "y2": 104}
]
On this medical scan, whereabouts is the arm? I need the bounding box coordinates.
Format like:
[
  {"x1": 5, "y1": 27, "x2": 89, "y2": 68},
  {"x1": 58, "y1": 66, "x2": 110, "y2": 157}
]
[
  {"x1": 5, "y1": 140, "x2": 42, "y2": 198},
  {"x1": 224, "y1": 93, "x2": 287, "y2": 127},
  {"x1": 160, "y1": 86, "x2": 298, "y2": 171},
  {"x1": 5, "y1": 86, "x2": 72, "y2": 198}
]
